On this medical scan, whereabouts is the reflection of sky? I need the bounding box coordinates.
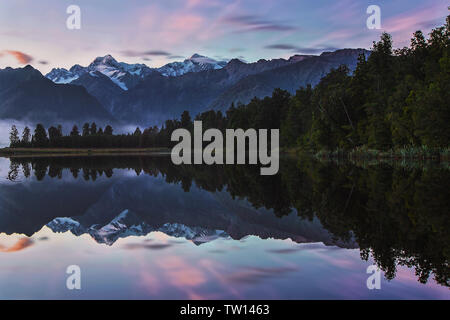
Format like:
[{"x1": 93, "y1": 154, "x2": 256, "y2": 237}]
[
  {"x1": 0, "y1": 228, "x2": 448, "y2": 299},
  {"x1": 0, "y1": 0, "x2": 448, "y2": 73}
]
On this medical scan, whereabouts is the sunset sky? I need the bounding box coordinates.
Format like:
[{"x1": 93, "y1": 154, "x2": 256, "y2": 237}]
[{"x1": 0, "y1": 0, "x2": 448, "y2": 73}]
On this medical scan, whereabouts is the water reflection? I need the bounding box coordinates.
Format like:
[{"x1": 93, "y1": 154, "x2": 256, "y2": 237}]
[{"x1": 0, "y1": 155, "x2": 449, "y2": 298}]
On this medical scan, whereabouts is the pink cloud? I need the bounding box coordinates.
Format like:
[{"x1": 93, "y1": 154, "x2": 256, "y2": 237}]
[
  {"x1": 382, "y1": 4, "x2": 447, "y2": 45},
  {"x1": 0, "y1": 50, "x2": 33, "y2": 64}
]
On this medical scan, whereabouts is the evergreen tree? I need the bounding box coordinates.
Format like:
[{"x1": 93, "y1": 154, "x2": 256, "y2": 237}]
[
  {"x1": 104, "y1": 125, "x2": 113, "y2": 135},
  {"x1": 9, "y1": 125, "x2": 19, "y2": 147},
  {"x1": 82, "y1": 123, "x2": 90, "y2": 136},
  {"x1": 90, "y1": 122, "x2": 97, "y2": 136},
  {"x1": 70, "y1": 125, "x2": 80, "y2": 137},
  {"x1": 180, "y1": 110, "x2": 193, "y2": 130},
  {"x1": 33, "y1": 124, "x2": 48, "y2": 147},
  {"x1": 21, "y1": 126, "x2": 31, "y2": 147},
  {"x1": 134, "y1": 127, "x2": 142, "y2": 136}
]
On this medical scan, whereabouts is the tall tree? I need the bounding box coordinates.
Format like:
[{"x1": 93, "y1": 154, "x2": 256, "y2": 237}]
[
  {"x1": 70, "y1": 125, "x2": 80, "y2": 137},
  {"x1": 104, "y1": 125, "x2": 113, "y2": 135},
  {"x1": 9, "y1": 125, "x2": 19, "y2": 147},
  {"x1": 21, "y1": 126, "x2": 31, "y2": 147},
  {"x1": 90, "y1": 122, "x2": 97, "y2": 136},
  {"x1": 82, "y1": 123, "x2": 90, "y2": 136},
  {"x1": 134, "y1": 127, "x2": 142, "y2": 136},
  {"x1": 180, "y1": 110, "x2": 193, "y2": 130},
  {"x1": 33, "y1": 124, "x2": 48, "y2": 147}
]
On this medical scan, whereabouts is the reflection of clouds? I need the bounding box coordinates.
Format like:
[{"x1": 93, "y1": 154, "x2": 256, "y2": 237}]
[
  {"x1": 0, "y1": 238, "x2": 34, "y2": 252},
  {"x1": 168, "y1": 239, "x2": 187, "y2": 245},
  {"x1": 138, "y1": 271, "x2": 160, "y2": 296},
  {"x1": 158, "y1": 256, "x2": 206, "y2": 287},
  {"x1": 267, "y1": 247, "x2": 303, "y2": 254},
  {"x1": 226, "y1": 266, "x2": 299, "y2": 284},
  {"x1": 311, "y1": 248, "x2": 357, "y2": 269},
  {"x1": 208, "y1": 249, "x2": 226, "y2": 254},
  {"x1": 123, "y1": 243, "x2": 172, "y2": 250}
]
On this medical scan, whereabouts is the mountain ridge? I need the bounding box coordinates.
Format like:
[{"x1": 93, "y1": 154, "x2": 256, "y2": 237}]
[
  {"x1": 1, "y1": 49, "x2": 370, "y2": 125},
  {"x1": 0, "y1": 65, "x2": 116, "y2": 124}
]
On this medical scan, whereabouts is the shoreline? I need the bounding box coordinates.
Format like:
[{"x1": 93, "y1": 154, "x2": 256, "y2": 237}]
[{"x1": 0, "y1": 147, "x2": 172, "y2": 157}]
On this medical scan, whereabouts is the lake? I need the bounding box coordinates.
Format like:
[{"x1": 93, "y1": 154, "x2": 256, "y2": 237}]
[{"x1": 0, "y1": 155, "x2": 448, "y2": 299}]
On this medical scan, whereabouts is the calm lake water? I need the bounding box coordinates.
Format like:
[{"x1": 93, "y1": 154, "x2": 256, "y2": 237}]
[{"x1": 0, "y1": 155, "x2": 448, "y2": 299}]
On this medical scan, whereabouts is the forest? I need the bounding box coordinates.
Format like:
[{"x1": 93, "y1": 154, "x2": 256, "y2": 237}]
[{"x1": 8, "y1": 15, "x2": 449, "y2": 156}]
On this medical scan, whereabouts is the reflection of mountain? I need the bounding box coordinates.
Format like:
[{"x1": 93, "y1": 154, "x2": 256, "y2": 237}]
[
  {"x1": 48, "y1": 210, "x2": 230, "y2": 246},
  {"x1": 0, "y1": 173, "x2": 115, "y2": 235},
  {"x1": 0, "y1": 159, "x2": 352, "y2": 248}
]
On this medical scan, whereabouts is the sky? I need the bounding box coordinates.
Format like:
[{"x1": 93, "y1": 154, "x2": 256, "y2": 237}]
[{"x1": 0, "y1": 0, "x2": 448, "y2": 74}]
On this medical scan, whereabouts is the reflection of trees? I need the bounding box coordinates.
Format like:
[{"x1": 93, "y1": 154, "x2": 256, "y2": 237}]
[
  {"x1": 7, "y1": 162, "x2": 19, "y2": 181},
  {"x1": 289, "y1": 159, "x2": 450, "y2": 288},
  {"x1": 7, "y1": 155, "x2": 449, "y2": 287}
]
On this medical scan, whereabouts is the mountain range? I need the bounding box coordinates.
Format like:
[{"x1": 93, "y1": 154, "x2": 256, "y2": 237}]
[
  {"x1": 0, "y1": 49, "x2": 370, "y2": 126},
  {"x1": 47, "y1": 210, "x2": 231, "y2": 246}
]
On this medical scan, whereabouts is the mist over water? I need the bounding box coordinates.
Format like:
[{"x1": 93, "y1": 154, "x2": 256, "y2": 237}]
[{"x1": 0, "y1": 119, "x2": 144, "y2": 147}]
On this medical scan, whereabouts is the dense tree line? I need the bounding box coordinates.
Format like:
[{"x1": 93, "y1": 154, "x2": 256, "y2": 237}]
[
  {"x1": 9, "y1": 14, "x2": 449, "y2": 151},
  {"x1": 9, "y1": 122, "x2": 169, "y2": 149}
]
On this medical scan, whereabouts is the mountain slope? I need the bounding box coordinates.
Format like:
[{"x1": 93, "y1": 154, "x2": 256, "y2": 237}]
[
  {"x1": 0, "y1": 65, "x2": 115, "y2": 124},
  {"x1": 114, "y1": 50, "x2": 367, "y2": 124},
  {"x1": 115, "y1": 68, "x2": 232, "y2": 124},
  {"x1": 211, "y1": 49, "x2": 370, "y2": 111},
  {"x1": 70, "y1": 71, "x2": 125, "y2": 114}
]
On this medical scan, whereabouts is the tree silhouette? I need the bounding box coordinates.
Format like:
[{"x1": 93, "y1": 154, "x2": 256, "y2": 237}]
[
  {"x1": 70, "y1": 125, "x2": 80, "y2": 137},
  {"x1": 82, "y1": 123, "x2": 90, "y2": 137},
  {"x1": 21, "y1": 126, "x2": 31, "y2": 147},
  {"x1": 32, "y1": 124, "x2": 48, "y2": 147},
  {"x1": 9, "y1": 125, "x2": 19, "y2": 147}
]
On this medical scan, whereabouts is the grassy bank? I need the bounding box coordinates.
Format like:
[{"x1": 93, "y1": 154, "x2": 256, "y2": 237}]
[
  {"x1": 314, "y1": 146, "x2": 450, "y2": 161},
  {"x1": 0, "y1": 147, "x2": 171, "y2": 157}
]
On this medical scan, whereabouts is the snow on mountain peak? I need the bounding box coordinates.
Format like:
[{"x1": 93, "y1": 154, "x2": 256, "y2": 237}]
[
  {"x1": 45, "y1": 55, "x2": 154, "y2": 90},
  {"x1": 47, "y1": 210, "x2": 230, "y2": 246},
  {"x1": 157, "y1": 54, "x2": 227, "y2": 77}
]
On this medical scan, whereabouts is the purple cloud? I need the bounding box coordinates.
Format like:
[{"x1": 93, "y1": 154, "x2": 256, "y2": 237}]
[
  {"x1": 121, "y1": 50, "x2": 172, "y2": 57},
  {"x1": 265, "y1": 44, "x2": 338, "y2": 54},
  {"x1": 222, "y1": 14, "x2": 297, "y2": 32}
]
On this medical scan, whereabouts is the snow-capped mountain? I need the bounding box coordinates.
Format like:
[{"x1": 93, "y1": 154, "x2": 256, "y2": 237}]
[
  {"x1": 45, "y1": 53, "x2": 227, "y2": 88},
  {"x1": 45, "y1": 55, "x2": 155, "y2": 90},
  {"x1": 45, "y1": 68, "x2": 79, "y2": 84},
  {"x1": 38, "y1": 49, "x2": 370, "y2": 125},
  {"x1": 47, "y1": 209, "x2": 230, "y2": 246},
  {"x1": 157, "y1": 54, "x2": 228, "y2": 77}
]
